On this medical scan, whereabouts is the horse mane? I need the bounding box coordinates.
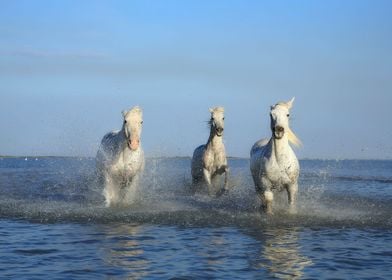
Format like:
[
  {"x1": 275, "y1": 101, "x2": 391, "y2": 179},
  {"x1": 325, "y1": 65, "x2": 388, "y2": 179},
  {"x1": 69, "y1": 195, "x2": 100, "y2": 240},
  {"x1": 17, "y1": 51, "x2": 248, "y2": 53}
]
[
  {"x1": 287, "y1": 127, "x2": 302, "y2": 147},
  {"x1": 207, "y1": 119, "x2": 213, "y2": 128}
]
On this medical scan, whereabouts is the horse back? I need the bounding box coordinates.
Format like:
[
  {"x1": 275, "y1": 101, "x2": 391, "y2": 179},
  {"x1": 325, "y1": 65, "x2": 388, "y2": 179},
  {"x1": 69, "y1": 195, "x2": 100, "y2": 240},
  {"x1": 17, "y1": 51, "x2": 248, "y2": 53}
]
[
  {"x1": 250, "y1": 138, "x2": 270, "y2": 180},
  {"x1": 192, "y1": 145, "x2": 206, "y2": 159},
  {"x1": 250, "y1": 138, "x2": 269, "y2": 157},
  {"x1": 101, "y1": 130, "x2": 120, "y2": 145},
  {"x1": 96, "y1": 130, "x2": 121, "y2": 165}
]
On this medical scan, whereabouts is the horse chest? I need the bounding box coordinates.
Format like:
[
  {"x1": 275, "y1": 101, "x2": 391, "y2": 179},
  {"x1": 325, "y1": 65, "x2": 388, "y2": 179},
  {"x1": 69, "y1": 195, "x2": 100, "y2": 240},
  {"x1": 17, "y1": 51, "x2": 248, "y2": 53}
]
[
  {"x1": 265, "y1": 157, "x2": 298, "y2": 187},
  {"x1": 204, "y1": 148, "x2": 226, "y2": 171},
  {"x1": 111, "y1": 149, "x2": 142, "y2": 178}
]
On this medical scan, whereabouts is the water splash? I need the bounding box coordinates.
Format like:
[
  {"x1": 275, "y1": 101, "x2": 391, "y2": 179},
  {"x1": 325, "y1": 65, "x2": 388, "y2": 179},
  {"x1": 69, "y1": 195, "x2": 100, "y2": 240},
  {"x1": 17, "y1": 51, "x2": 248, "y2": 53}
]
[{"x1": 0, "y1": 157, "x2": 391, "y2": 228}]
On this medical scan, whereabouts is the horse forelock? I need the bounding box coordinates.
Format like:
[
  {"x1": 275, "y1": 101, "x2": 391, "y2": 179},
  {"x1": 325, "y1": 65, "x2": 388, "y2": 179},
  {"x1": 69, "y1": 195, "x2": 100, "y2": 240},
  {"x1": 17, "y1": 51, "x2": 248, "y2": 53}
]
[
  {"x1": 212, "y1": 106, "x2": 224, "y2": 113},
  {"x1": 130, "y1": 106, "x2": 142, "y2": 114},
  {"x1": 124, "y1": 106, "x2": 142, "y2": 119},
  {"x1": 274, "y1": 102, "x2": 289, "y2": 109}
]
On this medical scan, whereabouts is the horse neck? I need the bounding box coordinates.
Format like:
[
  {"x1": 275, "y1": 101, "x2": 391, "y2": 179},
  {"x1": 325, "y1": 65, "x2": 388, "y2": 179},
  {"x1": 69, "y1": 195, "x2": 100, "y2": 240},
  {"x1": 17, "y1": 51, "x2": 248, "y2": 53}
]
[
  {"x1": 207, "y1": 128, "x2": 224, "y2": 151},
  {"x1": 120, "y1": 124, "x2": 127, "y2": 140},
  {"x1": 115, "y1": 125, "x2": 127, "y2": 151},
  {"x1": 270, "y1": 134, "x2": 291, "y2": 163}
]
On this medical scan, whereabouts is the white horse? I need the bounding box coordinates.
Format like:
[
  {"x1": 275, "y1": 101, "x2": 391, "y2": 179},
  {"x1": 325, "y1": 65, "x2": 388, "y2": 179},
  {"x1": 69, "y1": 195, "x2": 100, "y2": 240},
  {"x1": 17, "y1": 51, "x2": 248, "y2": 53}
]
[
  {"x1": 191, "y1": 107, "x2": 229, "y2": 196},
  {"x1": 96, "y1": 106, "x2": 145, "y2": 207},
  {"x1": 250, "y1": 98, "x2": 301, "y2": 214}
]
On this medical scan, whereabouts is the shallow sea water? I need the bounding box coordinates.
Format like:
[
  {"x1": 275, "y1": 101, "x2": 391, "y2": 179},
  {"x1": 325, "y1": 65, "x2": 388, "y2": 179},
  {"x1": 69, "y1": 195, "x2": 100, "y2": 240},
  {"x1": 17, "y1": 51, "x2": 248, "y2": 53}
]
[{"x1": 0, "y1": 157, "x2": 391, "y2": 279}]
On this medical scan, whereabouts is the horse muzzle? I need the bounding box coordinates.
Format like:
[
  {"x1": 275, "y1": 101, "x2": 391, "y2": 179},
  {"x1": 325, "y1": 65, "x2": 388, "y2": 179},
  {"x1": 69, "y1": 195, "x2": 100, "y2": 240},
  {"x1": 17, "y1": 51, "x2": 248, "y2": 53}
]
[
  {"x1": 215, "y1": 127, "x2": 224, "y2": 137},
  {"x1": 273, "y1": 126, "x2": 284, "y2": 139},
  {"x1": 127, "y1": 138, "x2": 140, "y2": 150}
]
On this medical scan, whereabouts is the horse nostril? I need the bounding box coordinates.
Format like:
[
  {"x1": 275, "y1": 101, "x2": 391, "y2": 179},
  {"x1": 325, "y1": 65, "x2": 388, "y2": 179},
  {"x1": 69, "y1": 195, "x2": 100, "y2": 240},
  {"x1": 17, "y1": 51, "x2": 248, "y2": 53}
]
[{"x1": 275, "y1": 126, "x2": 284, "y2": 132}]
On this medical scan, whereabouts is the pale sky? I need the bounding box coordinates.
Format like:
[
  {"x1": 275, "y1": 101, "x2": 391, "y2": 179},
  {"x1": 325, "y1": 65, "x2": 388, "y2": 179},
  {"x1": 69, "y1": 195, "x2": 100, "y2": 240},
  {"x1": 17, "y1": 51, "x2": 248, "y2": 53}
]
[{"x1": 1, "y1": 0, "x2": 391, "y2": 159}]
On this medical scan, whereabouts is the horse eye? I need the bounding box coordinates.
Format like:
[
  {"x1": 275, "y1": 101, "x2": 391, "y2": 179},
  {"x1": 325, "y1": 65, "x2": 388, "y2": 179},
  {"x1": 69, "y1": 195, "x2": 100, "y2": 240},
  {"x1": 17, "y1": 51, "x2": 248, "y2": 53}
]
[
  {"x1": 223, "y1": 117, "x2": 225, "y2": 120},
  {"x1": 124, "y1": 120, "x2": 127, "y2": 124},
  {"x1": 287, "y1": 114, "x2": 290, "y2": 117},
  {"x1": 141, "y1": 121, "x2": 143, "y2": 124}
]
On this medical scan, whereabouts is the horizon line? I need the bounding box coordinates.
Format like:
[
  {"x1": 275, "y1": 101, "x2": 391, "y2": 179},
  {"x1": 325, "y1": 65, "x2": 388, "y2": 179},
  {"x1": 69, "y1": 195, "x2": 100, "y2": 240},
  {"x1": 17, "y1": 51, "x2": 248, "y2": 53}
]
[{"x1": 0, "y1": 155, "x2": 391, "y2": 161}]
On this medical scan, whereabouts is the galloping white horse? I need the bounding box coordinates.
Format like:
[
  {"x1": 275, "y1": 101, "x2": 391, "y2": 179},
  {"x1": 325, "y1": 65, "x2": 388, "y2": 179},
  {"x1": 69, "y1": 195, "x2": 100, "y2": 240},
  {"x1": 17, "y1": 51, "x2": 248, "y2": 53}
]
[
  {"x1": 96, "y1": 106, "x2": 145, "y2": 207},
  {"x1": 250, "y1": 98, "x2": 301, "y2": 214},
  {"x1": 191, "y1": 107, "x2": 229, "y2": 196}
]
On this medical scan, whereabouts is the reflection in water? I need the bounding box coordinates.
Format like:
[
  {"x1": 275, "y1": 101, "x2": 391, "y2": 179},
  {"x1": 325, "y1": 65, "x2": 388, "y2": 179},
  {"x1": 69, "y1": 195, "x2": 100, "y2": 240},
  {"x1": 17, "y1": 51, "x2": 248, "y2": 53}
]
[
  {"x1": 250, "y1": 227, "x2": 312, "y2": 279},
  {"x1": 100, "y1": 223, "x2": 150, "y2": 279},
  {"x1": 200, "y1": 233, "x2": 226, "y2": 268},
  {"x1": 98, "y1": 222, "x2": 312, "y2": 278}
]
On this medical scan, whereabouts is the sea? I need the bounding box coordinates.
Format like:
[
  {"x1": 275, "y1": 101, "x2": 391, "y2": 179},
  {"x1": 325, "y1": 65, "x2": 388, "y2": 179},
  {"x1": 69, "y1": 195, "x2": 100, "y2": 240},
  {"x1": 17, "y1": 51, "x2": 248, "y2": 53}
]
[{"x1": 0, "y1": 157, "x2": 391, "y2": 279}]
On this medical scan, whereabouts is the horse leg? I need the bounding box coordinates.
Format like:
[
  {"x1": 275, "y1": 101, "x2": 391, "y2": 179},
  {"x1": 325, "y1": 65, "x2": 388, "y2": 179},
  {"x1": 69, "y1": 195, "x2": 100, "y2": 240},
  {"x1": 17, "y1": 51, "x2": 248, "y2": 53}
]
[
  {"x1": 123, "y1": 175, "x2": 140, "y2": 206},
  {"x1": 211, "y1": 170, "x2": 227, "y2": 196},
  {"x1": 191, "y1": 176, "x2": 199, "y2": 194},
  {"x1": 203, "y1": 168, "x2": 213, "y2": 195},
  {"x1": 259, "y1": 177, "x2": 274, "y2": 214},
  {"x1": 203, "y1": 168, "x2": 212, "y2": 185},
  {"x1": 216, "y1": 166, "x2": 229, "y2": 197},
  {"x1": 287, "y1": 182, "x2": 298, "y2": 214},
  {"x1": 103, "y1": 174, "x2": 119, "y2": 207},
  {"x1": 192, "y1": 176, "x2": 198, "y2": 185},
  {"x1": 223, "y1": 166, "x2": 229, "y2": 190},
  {"x1": 260, "y1": 190, "x2": 274, "y2": 214}
]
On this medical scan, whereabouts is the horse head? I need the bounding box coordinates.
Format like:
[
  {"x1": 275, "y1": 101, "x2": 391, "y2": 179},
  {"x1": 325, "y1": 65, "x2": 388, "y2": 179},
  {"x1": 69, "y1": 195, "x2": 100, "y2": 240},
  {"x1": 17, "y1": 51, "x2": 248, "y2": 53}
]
[
  {"x1": 270, "y1": 97, "x2": 301, "y2": 146},
  {"x1": 209, "y1": 107, "x2": 225, "y2": 137},
  {"x1": 122, "y1": 106, "x2": 143, "y2": 150}
]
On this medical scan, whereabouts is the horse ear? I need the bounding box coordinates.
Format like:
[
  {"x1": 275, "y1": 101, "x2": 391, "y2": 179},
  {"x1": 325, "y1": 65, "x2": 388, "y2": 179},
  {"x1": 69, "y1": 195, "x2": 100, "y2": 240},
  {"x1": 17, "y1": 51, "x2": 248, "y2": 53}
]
[
  {"x1": 286, "y1": 97, "x2": 295, "y2": 109},
  {"x1": 122, "y1": 110, "x2": 127, "y2": 118}
]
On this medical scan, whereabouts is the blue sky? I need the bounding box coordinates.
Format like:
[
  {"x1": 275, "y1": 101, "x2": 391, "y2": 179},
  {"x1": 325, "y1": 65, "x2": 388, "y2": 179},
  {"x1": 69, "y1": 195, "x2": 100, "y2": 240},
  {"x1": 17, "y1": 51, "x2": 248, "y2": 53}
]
[{"x1": 0, "y1": 0, "x2": 391, "y2": 158}]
